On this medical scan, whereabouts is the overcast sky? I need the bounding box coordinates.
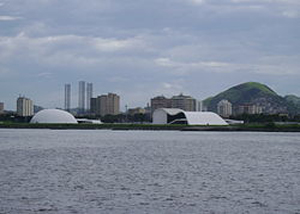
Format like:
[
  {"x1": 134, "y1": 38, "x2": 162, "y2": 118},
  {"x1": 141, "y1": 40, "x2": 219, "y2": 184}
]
[{"x1": 0, "y1": 0, "x2": 299, "y2": 110}]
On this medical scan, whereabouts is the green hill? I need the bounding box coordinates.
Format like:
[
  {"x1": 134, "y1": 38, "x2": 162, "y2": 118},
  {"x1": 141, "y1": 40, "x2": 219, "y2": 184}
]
[
  {"x1": 284, "y1": 95, "x2": 300, "y2": 115},
  {"x1": 203, "y1": 82, "x2": 289, "y2": 114}
]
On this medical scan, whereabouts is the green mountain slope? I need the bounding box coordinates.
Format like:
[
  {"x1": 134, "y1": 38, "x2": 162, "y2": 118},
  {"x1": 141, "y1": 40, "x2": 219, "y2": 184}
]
[
  {"x1": 203, "y1": 82, "x2": 288, "y2": 113},
  {"x1": 284, "y1": 95, "x2": 300, "y2": 115}
]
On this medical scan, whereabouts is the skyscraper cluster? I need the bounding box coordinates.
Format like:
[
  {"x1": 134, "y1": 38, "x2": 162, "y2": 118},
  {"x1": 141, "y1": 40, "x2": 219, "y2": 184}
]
[
  {"x1": 64, "y1": 81, "x2": 120, "y2": 116},
  {"x1": 64, "y1": 81, "x2": 93, "y2": 114}
]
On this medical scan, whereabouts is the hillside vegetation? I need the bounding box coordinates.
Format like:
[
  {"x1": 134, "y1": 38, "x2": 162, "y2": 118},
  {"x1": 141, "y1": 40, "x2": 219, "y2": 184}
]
[{"x1": 203, "y1": 82, "x2": 299, "y2": 114}]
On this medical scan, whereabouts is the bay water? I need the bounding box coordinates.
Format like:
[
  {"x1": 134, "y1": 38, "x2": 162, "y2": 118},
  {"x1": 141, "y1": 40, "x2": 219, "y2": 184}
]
[{"x1": 0, "y1": 129, "x2": 300, "y2": 213}]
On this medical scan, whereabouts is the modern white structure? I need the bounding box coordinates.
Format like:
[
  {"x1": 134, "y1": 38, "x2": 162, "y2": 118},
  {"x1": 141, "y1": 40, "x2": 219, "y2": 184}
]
[
  {"x1": 153, "y1": 108, "x2": 228, "y2": 125},
  {"x1": 30, "y1": 109, "x2": 78, "y2": 124},
  {"x1": 76, "y1": 118, "x2": 102, "y2": 124},
  {"x1": 64, "y1": 84, "x2": 71, "y2": 111}
]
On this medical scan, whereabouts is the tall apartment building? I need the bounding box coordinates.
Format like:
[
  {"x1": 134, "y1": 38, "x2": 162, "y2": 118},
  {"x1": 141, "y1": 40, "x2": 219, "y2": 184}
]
[
  {"x1": 150, "y1": 96, "x2": 172, "y2": 113},
  {"x1": 151, "y1": 94, "x2": 197, "y2": 112},
  {"x1": 0, "y1": 102, "x2": 4, "y2": 114},
  {"x1": 171, "y1": 94, "x2": 196, "y2": 111},
  {"x1": 90, "y1": 93, "x2": 120, "y2": 116},
  {"x1": 64, "y1": 84, "x2": 71, "y2": 111},
  {"x1": 17, "y1": 96, "x2": 34, "y2": 116},
  {"x1": 78, "y1": 81, "x2": 85, "y2": 113},
  {"x1": 86, "y1": 83, "x2": 93, "y2": 111},
  {"x1": 217, "y1": 99, "x2": 232, "y2": 118}
]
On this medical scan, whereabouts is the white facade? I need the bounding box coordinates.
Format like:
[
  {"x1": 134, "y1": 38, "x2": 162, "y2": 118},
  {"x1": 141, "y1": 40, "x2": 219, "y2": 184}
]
[
  {"x1": 30, "y1": 109, "x2": 78, "y2": 124},
  {"x1": 217, "y1": 99, "x2": 232, "y2": 118},
  {"x1": 153, "y1": 108, "x2": 228, "y2": 125},
  {"x1": 77, "y1": 118, "x2": 102, "y2": 124},
  {"x1": 17, "y1": 97, "x2": 34, "y2": 116}
]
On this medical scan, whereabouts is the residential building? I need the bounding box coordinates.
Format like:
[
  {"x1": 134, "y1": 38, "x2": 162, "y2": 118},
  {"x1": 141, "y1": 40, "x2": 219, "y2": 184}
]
[
  {"x1": 90, "y1": 93, "x2": 120, "y2": 116},
  {"x1": 0, "y1": 102, "x2": 4, "y2": 114},
  {"x1": 196, "y1": 100, "x2": 203, "y2": 112},
  {"x1": 171, "y1": 94, "x2": 197, "y2": 111},
  {"x1": 217, "y1": 99, "x2": 232, "y2": 118},
  {"x1": 150, "y1": 96, "x2": 172, "y2": 113},
  {"x1": 150, "y1": 94, "x2": 197, "y2": 113},
  {"x1": 234, "y1": 104, "x2": 263, "y2": 115},
  {"x1": 17, "y1": 96, "x2": 34, "y2": 116},
  {"x1": 78, "y1": 81, "x2": 85, "y2": 113},
  {"x1": 64, "y1": 84, "x2": 71, "y2": 111},
  {"x1": 107, "y1": 93, "x2": 120, "y2": 115},
  {"x1": 86, "y1": 83, "x2": 93, "y2": 111}
]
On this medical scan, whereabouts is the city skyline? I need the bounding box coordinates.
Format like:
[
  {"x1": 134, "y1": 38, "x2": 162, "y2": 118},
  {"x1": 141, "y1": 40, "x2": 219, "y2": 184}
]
[
  {"x1": 0, "y1": 1, "x2": 299, "y2": 110},
  {"x1": 1, "y1": 79, "x2": 300, "y2": 112}
]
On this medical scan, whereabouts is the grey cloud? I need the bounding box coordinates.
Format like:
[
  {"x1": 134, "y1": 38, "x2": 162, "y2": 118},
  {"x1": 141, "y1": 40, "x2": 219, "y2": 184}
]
[
  {"x1": 0, "y1": 0, "x2": 299, "y2": 109},
  {"x1": 0, "y1": 16, "x2": 22, "y2": 21}
]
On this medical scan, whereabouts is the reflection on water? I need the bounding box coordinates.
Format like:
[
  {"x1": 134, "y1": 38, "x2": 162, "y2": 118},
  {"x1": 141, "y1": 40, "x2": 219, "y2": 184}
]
[{"x1": 0, "y1": 129, "x2": 300, "y2": 213}]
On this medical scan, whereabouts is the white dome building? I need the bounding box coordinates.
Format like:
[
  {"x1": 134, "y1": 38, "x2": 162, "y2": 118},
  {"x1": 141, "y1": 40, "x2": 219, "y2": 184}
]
[{"x1": 30, "y1": 109, "x2": 78, "y2": 124}]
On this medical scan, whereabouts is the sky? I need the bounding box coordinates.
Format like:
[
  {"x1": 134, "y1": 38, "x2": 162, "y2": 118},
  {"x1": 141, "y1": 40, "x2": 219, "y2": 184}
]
[{"x1": 0, "y1": 0, "x2": 299, "y2": 111}]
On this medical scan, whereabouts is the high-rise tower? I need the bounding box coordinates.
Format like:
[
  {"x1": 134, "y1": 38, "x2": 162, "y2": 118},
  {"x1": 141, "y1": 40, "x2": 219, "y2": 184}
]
[
  {"x1": 78, "y1": 81, "x2": 85, "y2": 113},
  {"x1": 17, "y1": 96, "x2": 34, "y2": 116},
  {"x1": 64, "y1": 84, "x2": 71, "y2": 111},
  {"x1": 217, "y1": 99, "x2": 232, "y2": 118},
  {"x1": 86, "y1": 83, "x2": 93, "y2": 111}
]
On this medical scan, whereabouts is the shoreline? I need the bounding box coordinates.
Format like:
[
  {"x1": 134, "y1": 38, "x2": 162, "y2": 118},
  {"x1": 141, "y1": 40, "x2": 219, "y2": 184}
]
[{"x1": 0, "y1": 123, "x2": 300, "y2": 132}]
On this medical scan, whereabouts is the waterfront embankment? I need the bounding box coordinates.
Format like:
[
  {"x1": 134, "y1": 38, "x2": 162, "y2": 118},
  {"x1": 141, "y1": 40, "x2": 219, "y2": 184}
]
[{"x1": 0, "y1": 122, "x2": 300, "y2": 132}]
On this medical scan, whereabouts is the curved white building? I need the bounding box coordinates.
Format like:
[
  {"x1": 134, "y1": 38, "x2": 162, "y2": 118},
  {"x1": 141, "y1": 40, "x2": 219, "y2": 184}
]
[
  {"x1": 153, "y1": 108, "x2": 228, "y2": 125},
  {"x1": 30, "y1": 109, "x2": 78, "y2": 124}
]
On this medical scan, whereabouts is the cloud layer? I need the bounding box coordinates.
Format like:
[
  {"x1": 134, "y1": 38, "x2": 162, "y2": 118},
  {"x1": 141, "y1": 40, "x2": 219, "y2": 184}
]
[{"x1": 0, "y1": 0, "x2": 299, "y2": 110}]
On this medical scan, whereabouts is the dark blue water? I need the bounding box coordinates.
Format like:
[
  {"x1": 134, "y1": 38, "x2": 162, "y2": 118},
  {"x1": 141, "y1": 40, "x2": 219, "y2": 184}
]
[{"x1": 0, "y1": 129, "x2": 300, "y2": 213}]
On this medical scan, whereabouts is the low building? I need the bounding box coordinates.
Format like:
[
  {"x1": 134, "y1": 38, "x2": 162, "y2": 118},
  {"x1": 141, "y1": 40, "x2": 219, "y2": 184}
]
[
  {"x1": 128, "y1": 107, "x2": 146, "y2": 116},
  {"x1": 153, "y1": 108, "x2": 228, "y2": 125},
  {"x1": 77, "y1": 118, "x2": 102, "y2": 124},
  {"x1": 17, "y1": 96, "x2": 34, "y2": 116}
]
